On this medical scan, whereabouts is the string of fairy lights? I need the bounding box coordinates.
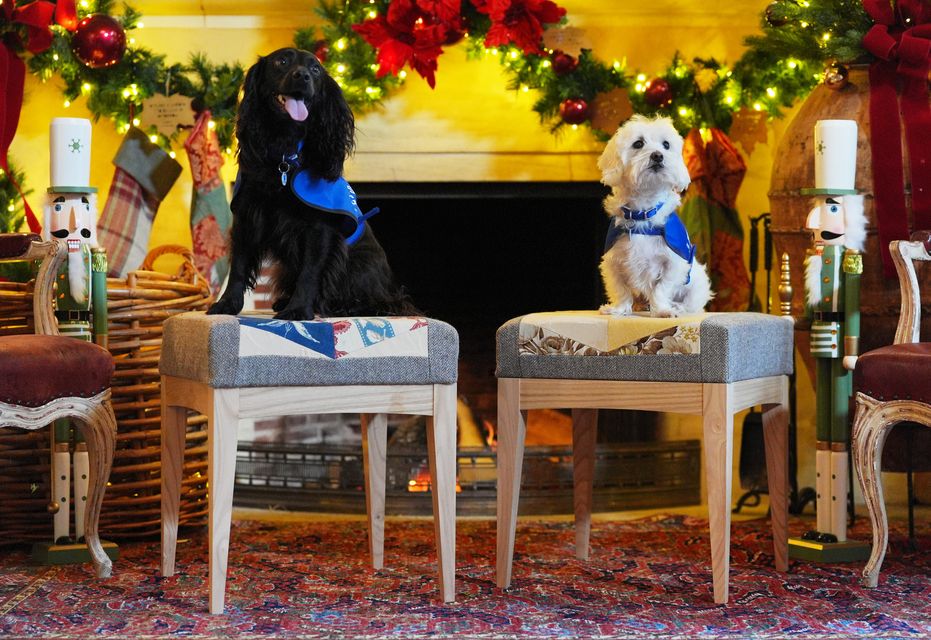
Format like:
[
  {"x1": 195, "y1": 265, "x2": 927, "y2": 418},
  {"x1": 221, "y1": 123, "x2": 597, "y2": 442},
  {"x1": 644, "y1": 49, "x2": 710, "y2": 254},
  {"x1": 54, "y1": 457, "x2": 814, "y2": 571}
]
[{"x1": 0, "y1": 0, "x2": 875, "y2": 232}]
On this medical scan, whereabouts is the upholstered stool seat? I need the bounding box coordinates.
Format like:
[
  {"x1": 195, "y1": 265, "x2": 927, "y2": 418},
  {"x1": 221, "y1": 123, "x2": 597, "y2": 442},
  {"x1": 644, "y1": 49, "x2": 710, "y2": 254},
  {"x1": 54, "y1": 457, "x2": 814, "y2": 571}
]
[
  {"x1": 496, "y1": 310, "x2": 793, "y2": 604},
  {"x1": 160, "y1": 313, "x2": 458, "y2": 387},
  {"x1": 159, "y1": 311, "x2": 458, "y2": 614}
]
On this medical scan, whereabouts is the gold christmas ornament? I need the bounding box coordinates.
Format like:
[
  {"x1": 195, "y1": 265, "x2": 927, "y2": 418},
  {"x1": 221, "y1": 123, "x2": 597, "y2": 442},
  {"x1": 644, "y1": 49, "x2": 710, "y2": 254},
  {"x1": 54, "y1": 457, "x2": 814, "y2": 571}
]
[
  {"x1": 823, "y1": 63, "x2": 849, "y2": 91},
  {"x1": 590, "y1": 87, "x2": 634, "y2": 133}
]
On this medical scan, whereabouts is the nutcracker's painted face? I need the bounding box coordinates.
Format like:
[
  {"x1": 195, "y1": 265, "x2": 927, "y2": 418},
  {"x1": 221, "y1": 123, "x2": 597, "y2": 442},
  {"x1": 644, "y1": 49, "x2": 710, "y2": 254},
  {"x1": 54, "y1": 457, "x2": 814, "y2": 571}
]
[
  {"x1": 807, "y1": 197, "x2": 849, "y2": 246},
  {"x1": 805, "y1": 195, "x2": 867, "y2": 251},
  {"x1": 44, "y1": 192, "x2": 98, "y2": 247}
]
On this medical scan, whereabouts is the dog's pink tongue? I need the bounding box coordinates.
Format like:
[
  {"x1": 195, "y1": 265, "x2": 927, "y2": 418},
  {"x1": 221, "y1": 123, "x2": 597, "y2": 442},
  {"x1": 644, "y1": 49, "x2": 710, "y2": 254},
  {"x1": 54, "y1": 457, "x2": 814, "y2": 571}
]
[{"x1": 284, "y1": 97, "x2": 308, "y2": 122}]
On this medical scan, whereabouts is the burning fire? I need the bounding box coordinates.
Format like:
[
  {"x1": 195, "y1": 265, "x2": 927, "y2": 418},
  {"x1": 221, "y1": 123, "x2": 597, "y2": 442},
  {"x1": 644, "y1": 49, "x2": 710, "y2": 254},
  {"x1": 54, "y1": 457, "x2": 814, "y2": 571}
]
[{"x1": 406, "y1": 464, "x2": 462, "y2": 493}]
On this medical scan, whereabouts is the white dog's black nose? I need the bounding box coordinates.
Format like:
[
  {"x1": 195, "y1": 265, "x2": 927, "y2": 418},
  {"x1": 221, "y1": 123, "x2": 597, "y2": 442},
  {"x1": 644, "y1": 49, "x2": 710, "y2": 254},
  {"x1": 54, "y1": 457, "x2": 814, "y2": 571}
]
[{"x1": 650, "y1": 151, "x2": 664, "y2": 164}]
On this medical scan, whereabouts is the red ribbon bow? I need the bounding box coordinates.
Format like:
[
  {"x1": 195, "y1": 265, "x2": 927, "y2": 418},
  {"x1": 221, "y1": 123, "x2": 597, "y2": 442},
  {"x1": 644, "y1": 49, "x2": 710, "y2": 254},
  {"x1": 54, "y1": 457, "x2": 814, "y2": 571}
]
[
  {"x1": 1, "y1": 0, "x2": 77, "y2": 234},
  {"x1": 861, "y1": 0, "x2": 931, "y2": 277}
]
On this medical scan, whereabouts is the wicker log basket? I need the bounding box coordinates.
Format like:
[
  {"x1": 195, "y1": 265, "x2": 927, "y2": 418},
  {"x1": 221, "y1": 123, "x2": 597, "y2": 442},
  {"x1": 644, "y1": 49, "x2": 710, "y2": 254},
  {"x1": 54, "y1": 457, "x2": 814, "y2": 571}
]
[{"x1": 0, "y1": 245, "x2": 213, "y2": 542}]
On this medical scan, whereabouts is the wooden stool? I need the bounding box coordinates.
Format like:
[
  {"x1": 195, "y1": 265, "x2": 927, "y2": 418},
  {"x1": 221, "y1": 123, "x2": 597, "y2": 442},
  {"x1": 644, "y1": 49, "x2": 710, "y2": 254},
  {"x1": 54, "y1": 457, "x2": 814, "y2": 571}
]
[
  {"x1": 158, "y1": 312, "x2": 458, "y2": 613},
  {"x1": 495, "y1": 310, "x2": 793, "y2": 604}
]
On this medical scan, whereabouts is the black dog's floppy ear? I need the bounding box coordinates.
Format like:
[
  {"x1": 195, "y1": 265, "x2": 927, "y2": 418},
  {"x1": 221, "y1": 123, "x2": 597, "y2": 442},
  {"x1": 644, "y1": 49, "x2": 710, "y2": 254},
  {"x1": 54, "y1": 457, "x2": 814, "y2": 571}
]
[
  {"x1": 235, "y1": 55, "x2": 267, "y2": 163},
  {"x1": 303, "y1": 72, "x2": 355, "y2": 181}
]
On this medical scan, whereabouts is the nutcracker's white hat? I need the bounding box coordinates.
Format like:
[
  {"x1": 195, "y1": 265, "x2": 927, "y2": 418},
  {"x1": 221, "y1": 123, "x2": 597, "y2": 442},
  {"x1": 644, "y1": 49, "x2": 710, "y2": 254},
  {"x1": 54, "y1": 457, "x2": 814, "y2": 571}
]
[
  {"x1": 800, "y1": 119, "x2": 859, "y2": 196},
  {"x1": 48, "y1": 117, "x2": 97, "y2": 194}
]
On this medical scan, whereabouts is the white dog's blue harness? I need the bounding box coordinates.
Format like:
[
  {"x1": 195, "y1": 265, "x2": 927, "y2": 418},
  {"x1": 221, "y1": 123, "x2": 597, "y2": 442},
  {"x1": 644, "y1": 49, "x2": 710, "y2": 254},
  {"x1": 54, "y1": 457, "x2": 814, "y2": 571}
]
[
  {"x1": 604, "y1": 203, "x2": 697, "y2": 284},
  {"x1": 234, "y1": 141, "x2": 380, "y2": 247}
]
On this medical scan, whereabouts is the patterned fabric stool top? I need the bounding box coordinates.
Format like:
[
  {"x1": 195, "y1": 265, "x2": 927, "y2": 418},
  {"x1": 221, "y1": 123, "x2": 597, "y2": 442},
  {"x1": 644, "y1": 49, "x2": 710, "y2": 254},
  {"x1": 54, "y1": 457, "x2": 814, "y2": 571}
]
[
  {"x1": 496, "y1": 310, "x2": 793, "y2": 384},
  {"x1": 160, "y1": 312, "x2": 458, "y2": 388}
]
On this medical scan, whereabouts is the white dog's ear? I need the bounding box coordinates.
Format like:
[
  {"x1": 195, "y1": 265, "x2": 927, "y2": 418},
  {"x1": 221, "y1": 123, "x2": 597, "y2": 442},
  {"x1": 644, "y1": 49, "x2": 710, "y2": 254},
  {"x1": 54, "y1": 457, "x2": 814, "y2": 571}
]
[
  {"x1": 672, "y1": 159, "x2": 691, "y2": 193},
  {"x1": 598, "y1": 133, "x2": 623, "y2": 187}
]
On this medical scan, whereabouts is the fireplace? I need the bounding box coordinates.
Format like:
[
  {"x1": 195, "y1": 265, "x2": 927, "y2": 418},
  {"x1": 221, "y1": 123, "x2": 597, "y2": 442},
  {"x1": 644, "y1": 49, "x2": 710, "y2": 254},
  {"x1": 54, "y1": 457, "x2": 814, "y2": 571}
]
[
  {"x1": 233, "y1": 182, "x2": 701, "y2": 514},
  {"x1": 358, "y1": 181, "x2": 609, "y2": 417}
]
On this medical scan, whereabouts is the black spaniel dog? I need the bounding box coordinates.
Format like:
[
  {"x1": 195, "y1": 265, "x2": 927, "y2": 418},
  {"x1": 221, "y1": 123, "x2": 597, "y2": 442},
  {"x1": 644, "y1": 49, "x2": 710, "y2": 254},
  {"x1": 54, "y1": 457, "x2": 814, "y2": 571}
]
[{"x1": 207, "y1": 47, "x2": 416, "y2": 320}]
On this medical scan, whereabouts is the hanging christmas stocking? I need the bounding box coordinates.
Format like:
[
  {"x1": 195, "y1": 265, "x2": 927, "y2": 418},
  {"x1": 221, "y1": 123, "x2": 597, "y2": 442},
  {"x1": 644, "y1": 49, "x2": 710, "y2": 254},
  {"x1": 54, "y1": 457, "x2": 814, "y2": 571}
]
[
  {"x1": 97, "y1": 127, "x2": 182, "y2": 277},
  {"x1": 679, "y1": 128, "x2": 751, "y2": 312},
  {"x1": 184, "y1": 110, "x2": 232, "y2": 294}
]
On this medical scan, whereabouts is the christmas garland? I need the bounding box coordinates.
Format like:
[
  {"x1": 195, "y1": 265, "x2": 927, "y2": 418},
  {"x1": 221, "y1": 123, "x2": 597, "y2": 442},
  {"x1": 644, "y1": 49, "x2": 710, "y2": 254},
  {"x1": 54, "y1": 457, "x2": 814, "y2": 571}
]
[{"x1": 1, "y1": 0, "x2": 876, "y2": 231}]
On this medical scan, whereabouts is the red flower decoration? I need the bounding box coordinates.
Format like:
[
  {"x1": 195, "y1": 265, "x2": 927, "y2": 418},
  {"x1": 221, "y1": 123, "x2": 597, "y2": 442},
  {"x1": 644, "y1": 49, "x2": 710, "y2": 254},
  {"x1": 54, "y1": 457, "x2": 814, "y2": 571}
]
[
  {"x1": 474, "y1": 0, "x2": 566, "y2": 55},
  {"x1": 353, "y1": 0, "x2": 461, "y2": 88}
]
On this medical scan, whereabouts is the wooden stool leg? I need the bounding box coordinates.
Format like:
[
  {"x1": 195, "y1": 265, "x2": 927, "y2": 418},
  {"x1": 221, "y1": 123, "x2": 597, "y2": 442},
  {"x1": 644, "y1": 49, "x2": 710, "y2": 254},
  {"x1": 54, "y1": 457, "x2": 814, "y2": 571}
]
[
  {"x1": 161, "y1": 378, "x2": 187, "y2": 577},
  {"x1": 427, "y1": 383, "x2": 457, "y2": 603},
  {"x1": 361, "y1": 413, "x2": 388, "y2": 570},
  {"x1": 496, "y1": 377, "x2": 527, "y2": 589},
  {"x1": 572, "y1": 408, "x2": 597, "y2": 561},
  {"x1": 77, "y1": 397, "x2": 117, "y2": 579},
  {"x1": 207, "y1": 388, "x2": 240, "y2": 615},
  {"x1": 762, "y1": 378, "x2": 790, "y2": 573},
  {"x1": 702, "y1": 383, "x2": 734, "y2": 605}
]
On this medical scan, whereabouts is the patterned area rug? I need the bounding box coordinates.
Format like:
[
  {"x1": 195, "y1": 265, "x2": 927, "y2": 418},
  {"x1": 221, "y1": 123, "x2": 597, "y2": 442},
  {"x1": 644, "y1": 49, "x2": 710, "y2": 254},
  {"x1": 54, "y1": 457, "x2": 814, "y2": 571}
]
[{"x1": 0, "y1": 514, "x2": 928, "y2": 639}]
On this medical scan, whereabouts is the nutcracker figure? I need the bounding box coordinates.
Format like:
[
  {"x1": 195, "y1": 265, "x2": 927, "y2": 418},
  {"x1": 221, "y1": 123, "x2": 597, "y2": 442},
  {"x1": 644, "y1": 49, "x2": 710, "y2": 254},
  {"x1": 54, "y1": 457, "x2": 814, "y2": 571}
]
[
  {"x1": 789, "y1": 119, "x2": 870, "y2": 562},
  {"x1": 33, "y1": 118, "x2": 115, "y2": 564}
]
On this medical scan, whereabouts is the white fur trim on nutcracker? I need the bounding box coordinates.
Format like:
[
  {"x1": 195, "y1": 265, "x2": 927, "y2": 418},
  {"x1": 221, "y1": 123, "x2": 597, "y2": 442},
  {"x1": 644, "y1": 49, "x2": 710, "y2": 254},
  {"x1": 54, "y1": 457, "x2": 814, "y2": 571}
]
[
  {"x1": 841, "y1": 195, "x2": 867, "y2": 252},
  {"x1": 67, "y1": 241, "x2": 89, "y2": 305},
  {"x1": 805, "y1": 250, "x2": 823, "y2": 308}
]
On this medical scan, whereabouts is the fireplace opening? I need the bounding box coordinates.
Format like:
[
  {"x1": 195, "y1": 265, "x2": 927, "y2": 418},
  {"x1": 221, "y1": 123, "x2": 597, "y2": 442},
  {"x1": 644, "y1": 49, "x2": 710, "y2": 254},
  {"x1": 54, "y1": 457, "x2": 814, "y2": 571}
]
[
  {"x1": 360, "y1": 181, "x2": 608, "y2": 419},
  {"x1": 233, "y1": 182, "x2": 701, "y2": 514}
]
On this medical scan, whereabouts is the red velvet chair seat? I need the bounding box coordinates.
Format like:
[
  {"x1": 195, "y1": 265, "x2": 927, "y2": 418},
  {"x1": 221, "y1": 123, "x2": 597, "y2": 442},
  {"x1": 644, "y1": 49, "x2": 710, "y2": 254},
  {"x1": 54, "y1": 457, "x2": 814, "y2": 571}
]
[
  {"x1": 0, "y1": 233, "x2": 40, "y2": 259},
  {"x1": 0, "y1": 335, "x2": 114, "y2": 407},
  {"x1": 854, "y1": 342, "x2": 931, "y2": 404}
]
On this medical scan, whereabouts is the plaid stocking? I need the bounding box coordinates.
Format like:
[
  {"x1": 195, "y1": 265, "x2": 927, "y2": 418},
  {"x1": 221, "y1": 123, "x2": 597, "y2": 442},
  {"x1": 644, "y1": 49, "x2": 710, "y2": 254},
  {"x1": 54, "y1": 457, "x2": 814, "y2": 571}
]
[
  {"x1": 97, "y1": 127, "x2": 181, "y2": 277},
  {"x1": 184, "y1": 110, "x2": 232, "y2": 294}
]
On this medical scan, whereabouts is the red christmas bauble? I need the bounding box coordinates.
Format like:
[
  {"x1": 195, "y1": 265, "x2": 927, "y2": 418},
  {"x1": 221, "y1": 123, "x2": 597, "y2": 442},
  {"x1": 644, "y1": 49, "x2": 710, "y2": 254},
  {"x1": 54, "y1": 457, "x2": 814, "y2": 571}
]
[
  {"x1": 765, "y1": 1, "x2": 789, "y2": 27},
  {"x1": 313, "y1": 40, "x2": 329, "y2": 63},
  {"x1": 551, "y1": 51, "x2": 578, "y2": 76},
  {"x1": 559, "y1": 98, "x2": 590, "y2": 125},
  {"x1": 644, "y1": 78, "x2": 673, "y2": 108},
  {"x1": 71, "y1": 14, "x2": 126, "y2": 69}
]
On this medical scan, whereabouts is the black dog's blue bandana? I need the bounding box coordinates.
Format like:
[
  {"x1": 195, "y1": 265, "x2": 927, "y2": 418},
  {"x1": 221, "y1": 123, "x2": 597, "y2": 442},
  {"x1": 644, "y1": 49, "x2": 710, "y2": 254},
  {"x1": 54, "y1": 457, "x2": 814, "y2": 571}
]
[
  {"x1": 604, "y1": 207, "x2": 697, "y2": 284},
  {"x1": 290, "y1": 171, "x2": 379, "y2": 246},
  {"x1": 237, "y1": 141, "x2": 380, "y2": 247}
]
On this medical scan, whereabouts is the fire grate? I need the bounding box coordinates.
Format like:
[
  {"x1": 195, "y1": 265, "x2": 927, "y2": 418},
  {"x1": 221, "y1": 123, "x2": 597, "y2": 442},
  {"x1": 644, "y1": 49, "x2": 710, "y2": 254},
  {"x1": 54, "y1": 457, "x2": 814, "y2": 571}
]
[{"x1": 233, "y1": 440, "x2": 701, "y2": 515}]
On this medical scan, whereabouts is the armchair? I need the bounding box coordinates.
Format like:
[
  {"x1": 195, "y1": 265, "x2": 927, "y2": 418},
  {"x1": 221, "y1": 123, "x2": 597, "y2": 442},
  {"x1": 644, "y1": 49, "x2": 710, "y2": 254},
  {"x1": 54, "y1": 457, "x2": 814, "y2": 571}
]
[
  {"x1": 0, "y1": 233, "x2": 116, "y2": 578},
  {"x1": 852, "y1": 231, "x2": 931, "y2": 587}
]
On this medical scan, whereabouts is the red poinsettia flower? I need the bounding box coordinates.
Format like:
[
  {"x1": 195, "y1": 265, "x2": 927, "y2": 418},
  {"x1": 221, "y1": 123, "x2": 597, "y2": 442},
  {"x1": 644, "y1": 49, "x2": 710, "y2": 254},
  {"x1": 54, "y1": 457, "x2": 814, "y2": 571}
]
[
  {"x1": 417, "y1": 0, "x2": 462, "y2": 24},
  {"x1": 353, "y1": 0, "x2": 462, "y2": 88},
  {"x1": 475, "y1": 0, "x2": 566, "y2": 55}
]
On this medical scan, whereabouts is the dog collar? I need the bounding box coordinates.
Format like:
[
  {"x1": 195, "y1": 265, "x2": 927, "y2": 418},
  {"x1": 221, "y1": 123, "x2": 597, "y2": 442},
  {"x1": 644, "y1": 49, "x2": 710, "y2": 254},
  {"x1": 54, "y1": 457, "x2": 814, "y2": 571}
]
[
  {"x1": 277, "y1": 148, "x2": 301, "y2": 187},
  {"x1": 621, "y1": 202, "x2": 664, "y2": 221},
  {"x1": 604, "y1": 210, "x2": 697, "y2": 284}
]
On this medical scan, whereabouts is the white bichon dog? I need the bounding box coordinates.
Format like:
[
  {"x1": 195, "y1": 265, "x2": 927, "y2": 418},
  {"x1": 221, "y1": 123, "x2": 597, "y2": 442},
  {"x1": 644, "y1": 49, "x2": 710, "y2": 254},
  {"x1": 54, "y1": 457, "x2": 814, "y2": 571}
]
[{"x1": 598, "y1": 115, "x2": 713, "y2": 317}]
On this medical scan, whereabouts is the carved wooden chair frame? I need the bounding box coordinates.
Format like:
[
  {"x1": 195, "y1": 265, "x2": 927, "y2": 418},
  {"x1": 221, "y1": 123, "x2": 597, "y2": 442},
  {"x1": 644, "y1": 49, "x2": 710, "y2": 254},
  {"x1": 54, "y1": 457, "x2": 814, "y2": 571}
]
[
  {"x1": 852, "y1": 237, "x2": 931, "y2": 587},
  {"x1": 0, "y1": 235, "x2": 117, "y2": 578}
]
